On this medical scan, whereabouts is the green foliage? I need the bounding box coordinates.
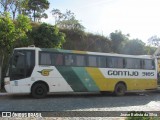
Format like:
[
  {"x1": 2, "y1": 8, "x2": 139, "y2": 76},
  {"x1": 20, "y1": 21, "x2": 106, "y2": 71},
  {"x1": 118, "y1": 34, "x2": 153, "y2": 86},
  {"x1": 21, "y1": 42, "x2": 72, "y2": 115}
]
[
  {"x1": 57, "y1": 18, "x2": 85, "y2": 31},
  {"x1": 0, "y1": 12, "x2": 15, "y2": 84},
  {"x1": 85, "y1": 33, "x2": 111, "y2": 52},
  {"x1": 30, "y1": 23, "x2": 65, "y2": 48},
  {"x1": 62, "y1": 29, "x2": 111, "y2": 52},
  {"x1": 28, "y1": 0, "x2": 50, "y2": 22},
  {"x1": 0, "y1": 12, "x2": 15, "y2": 51},
  {"x1": 145, "y1": 45, "x2": 156, "y2": 55},
  {"x1": 61, "y1": 29, "x2": 87, "y2": 50},
  {"x1": 0, "y1": 0, "x2": 29, "y2": 19},
  {"x1": 121, "y1": 39, "x2": 146, "y2": 55},
  {"x1": 12, "y1": 14, "x2": 32, "y2": 48},
  {"x1": 51, "y1": 9, "x2": 85, "y2": 31},
  {"x1": 148, "y1": 35, "x2": 160, "y2": 46},
  {"x1": 0, "y1": 13, "x2": 32, "y2": 50},
  {"x1": 0, "y1": 13, "x2": 31, "y2": 88},
  {"x1": 51, "y1": 8, "x2": 64, "y2": 24},
  {"x1": 15, "y1": 14, "x2": 32, "y2": 37},
  {"x1": 110, "y1": 30, "x2": 129, "y2": 53}
]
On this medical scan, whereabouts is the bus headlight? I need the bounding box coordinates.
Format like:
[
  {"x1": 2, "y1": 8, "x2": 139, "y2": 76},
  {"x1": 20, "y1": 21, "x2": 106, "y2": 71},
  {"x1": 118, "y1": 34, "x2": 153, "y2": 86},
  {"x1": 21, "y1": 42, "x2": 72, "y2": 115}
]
[{"x1": 4, "y1": 77, "x2": 10, "y2": 85}]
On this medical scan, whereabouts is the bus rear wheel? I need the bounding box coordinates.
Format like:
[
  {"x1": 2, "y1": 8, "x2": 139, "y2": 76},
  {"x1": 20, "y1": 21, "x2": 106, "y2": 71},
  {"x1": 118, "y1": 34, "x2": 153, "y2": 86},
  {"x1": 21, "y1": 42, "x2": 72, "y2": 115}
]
[
  {"x1": 31, "y1": 83, "x2": 48, "y2": 98},
  {"x1": 114, "y1": 83, "x2": 126, "y2": 96}
]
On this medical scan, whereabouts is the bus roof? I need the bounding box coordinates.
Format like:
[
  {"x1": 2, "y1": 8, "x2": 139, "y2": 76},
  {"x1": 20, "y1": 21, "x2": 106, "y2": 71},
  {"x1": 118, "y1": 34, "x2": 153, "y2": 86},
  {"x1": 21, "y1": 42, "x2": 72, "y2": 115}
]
[{"x1": 14, "y1": 47, "x2": 153, "y2": 59}]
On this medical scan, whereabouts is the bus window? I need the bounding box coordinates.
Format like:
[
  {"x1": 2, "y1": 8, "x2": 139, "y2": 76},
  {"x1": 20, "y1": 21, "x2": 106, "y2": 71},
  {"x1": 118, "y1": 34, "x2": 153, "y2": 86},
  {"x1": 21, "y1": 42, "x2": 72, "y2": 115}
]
[
  {"x1": 125, "y1": 58, "x2": 141, "y2": 69},
  {"x1": 26, "y1": 51, "x2": 35, "y2": 77},
  {"x1": 117, "y1": 57, "x2": 123, "y2": 68},
  {"x1": 76, "y1": 55, "x2": 86, "y2": 66},
  {"x1": 39, "y1": 52, "x2": 51, "y2": 65},
  {"x1": 53, "y1": 54, "x2": 63, "y2": 66},
  {"x1": 106, "y1": 57, "x2": 123, "y2": 68},
  {"x1": 10, "y1": 50, "x2": 35, "y2": 80},
  {"x1": 143, "y1": 59, "x2": 155, "y2": 70},
  {"x1": 11, "y1": 51, "x2": 25, "y2": 80},
  {"x1": 65, "y1": 54, "x2": 76, "y2": 66},
  {"x1": 88, "y1": 56, "x2": 97, "y2": 67},
  {"x1": 98, "y1": 56, "x2": 106, "y2": 68}
]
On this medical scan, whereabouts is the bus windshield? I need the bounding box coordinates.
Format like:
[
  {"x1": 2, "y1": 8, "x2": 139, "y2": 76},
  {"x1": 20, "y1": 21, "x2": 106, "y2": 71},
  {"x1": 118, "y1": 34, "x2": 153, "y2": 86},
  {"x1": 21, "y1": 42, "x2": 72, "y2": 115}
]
[{"x1": 8, "y1": 50, "x2": 35, "y2": 80}]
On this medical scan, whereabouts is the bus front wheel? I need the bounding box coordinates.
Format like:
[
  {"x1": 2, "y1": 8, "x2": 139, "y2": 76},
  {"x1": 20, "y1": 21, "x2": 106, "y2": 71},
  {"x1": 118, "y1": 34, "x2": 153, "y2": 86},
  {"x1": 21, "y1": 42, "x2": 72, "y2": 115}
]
[
  {"x1": 31, "y1": 83, "x2": 48, "y2": 98},
  {"x1": 114, "y1": 83, "x2": 126, "y2": 96}
]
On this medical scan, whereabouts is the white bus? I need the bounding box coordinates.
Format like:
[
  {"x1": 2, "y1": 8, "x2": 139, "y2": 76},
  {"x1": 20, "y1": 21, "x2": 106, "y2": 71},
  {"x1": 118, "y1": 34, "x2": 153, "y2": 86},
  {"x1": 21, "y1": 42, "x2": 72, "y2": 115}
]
[{"x1": 4, "y1": 46, "x2": 158, "y2": 98}]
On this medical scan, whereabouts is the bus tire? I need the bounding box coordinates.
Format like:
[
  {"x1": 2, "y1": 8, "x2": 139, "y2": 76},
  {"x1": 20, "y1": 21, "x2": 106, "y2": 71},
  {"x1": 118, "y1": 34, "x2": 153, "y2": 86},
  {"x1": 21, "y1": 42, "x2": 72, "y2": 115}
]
[
  {"x1": 31, "y1": 83, "x2": 48, "y2": 98},
  {"x1": 114, "y1": 83, "x2": 126, "y2": 96}
]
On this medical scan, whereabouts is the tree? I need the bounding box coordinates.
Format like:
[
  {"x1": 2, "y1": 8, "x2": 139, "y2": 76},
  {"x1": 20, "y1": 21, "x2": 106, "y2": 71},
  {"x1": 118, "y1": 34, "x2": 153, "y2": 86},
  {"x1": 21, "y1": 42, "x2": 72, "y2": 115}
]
[
  {"x1": 30, "y1": 23, "x2": 65, "y2": 48},
  {"x1": 51, "y1": 8, "x2": 64, "y2": 24},
  {"x1": 0, "y1": 0, "x2": 11, "y2": 12},
  {"x1": 28, "y1": 0, "x2": 49, "y2": 22},
  {"x1": 57, "y1": 17, "x2": 85, "y2": 31},
  {"x1": 0, "y1": 13, "x2": 31, "y2": 88},
  {"x1": 13, "y1": 14, "x2": 32, "y2": 47},
  {"x1": 51, "y1": 9, "x2": 85, "y2": 31},
  {"x1": 110, "y1": 30, "x2": 129, "y2": 53},
  {"x1": 145, "y1": 45, "x2": 156, "y2": 55},
  {"x1": 148, "y1": 35, "x2": 160, "y2": 46},
  {"x1": 84, "y1": 33, "x2": 111, "y2": 52},
  {"x1": 8, "y1": 0, "x2": 29, "y2": 20},
  {"x1": 8, "y1": 0, "x2": 19, "y2": 20},
  {"x1": 122, "y1": 39, "x2": 146, "y2": 55},
  {"x1": 0, "y1": 0, "x2": 29, "y2": 20},
  {"x1": 0, "y1": 12, "x2": 15, "y2": 88}
]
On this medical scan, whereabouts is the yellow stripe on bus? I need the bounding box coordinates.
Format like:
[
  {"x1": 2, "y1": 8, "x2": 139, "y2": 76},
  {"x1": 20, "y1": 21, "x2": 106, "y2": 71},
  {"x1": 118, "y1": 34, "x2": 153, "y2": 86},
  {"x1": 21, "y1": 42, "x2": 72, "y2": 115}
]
[
  {"x1": 73, "y1": 50, "x2": 86, "y2": 54},
  {"x1": 85, "y1": 67, "x2": 108, "y2": 91},
  {"x1": 85, "y1": 67, "x2": 157, "y2": 92}
]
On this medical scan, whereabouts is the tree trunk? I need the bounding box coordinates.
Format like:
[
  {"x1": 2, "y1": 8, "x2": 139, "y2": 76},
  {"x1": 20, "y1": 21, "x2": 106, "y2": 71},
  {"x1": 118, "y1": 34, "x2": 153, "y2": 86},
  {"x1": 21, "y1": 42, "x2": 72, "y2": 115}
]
[
  {"x1": 34, "y1": 10, "x2": 36, "y2": 22},
  {"x1": 4, "y1": 0, "x2": 8, "y2": 12},
  {"x1": 0, "y1": 52, "x2": 4, "y2": 89},
  {"x1": 0, "y1": 57, "x2": 2, "y2": 89},
  {"x1": 13, "y1": 11, "x2": 15, "y2": 20}
]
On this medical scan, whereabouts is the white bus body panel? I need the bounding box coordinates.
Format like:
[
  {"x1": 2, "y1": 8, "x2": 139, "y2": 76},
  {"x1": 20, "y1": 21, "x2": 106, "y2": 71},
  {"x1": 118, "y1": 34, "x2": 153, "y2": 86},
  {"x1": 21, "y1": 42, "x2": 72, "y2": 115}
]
[
  {"x1": 5, "y1": 66, "x2": 73, "y2": 93},
  {"x1": 32, "y1": 66, "x2": 73, "y2": 92}
]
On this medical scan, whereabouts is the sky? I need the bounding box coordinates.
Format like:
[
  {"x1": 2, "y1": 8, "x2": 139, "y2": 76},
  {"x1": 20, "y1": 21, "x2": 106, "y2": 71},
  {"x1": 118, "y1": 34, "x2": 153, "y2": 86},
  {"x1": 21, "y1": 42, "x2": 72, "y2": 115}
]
[{"x1": 42, "y1": 0, "x2": 160, "y2": 43}]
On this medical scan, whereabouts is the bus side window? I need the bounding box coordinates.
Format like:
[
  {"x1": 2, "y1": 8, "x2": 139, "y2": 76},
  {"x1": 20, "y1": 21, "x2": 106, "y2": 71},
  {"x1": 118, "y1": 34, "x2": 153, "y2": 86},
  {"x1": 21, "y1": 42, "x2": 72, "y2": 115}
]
[
  {"x1": 106, "y1": 57, "x2": 123, "y2": 68},
  {"x1": 65, "y1": 54, "x2": 76, "y2": 66},
  {"x1": 140, "y1": 60, "x2": 144, "y2": 69},
  {"x1": 98, "y1": 56, "x2": 106, "y2": 68},
  {"x1": 52, "y1": 54, "x2": 63, "y2": 66},
  {"x1": 123, "y1": 58, "x2": 126, "y2": 68},
  {"x1": 117, "y1": 57, "x2": 123, "y2": 68},
  {"x1": 152, "y1": 60, "x2": 155, "y2": 69},
  {"x1": 106, "y1": 57, "x2": 113, "y2": 68},
  {"x1": 39, "y1": 52, "x2": 51, "y2": 65},
  {"x1": 88, "y1": 55, "x2": 98, "y2": 67},
  {"x1": 76, "y1": 55, "x2": 86, "y2": 66},
  {"x1": 125, "y1": 58, "x2": 141, "y2": 69},
  {"x1": 143, "y1": 59, "x2": 154, "y2": 70}
]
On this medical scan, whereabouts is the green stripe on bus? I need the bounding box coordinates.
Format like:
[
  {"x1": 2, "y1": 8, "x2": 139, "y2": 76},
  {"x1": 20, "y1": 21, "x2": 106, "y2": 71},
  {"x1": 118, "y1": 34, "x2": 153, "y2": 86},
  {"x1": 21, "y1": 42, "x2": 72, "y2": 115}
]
[
  {"x1": 72, "y1": 67, "x2": 100, "y2": 92},
  {"x1": 56, "y1": 66, "x2": 88, "y2": 92}
]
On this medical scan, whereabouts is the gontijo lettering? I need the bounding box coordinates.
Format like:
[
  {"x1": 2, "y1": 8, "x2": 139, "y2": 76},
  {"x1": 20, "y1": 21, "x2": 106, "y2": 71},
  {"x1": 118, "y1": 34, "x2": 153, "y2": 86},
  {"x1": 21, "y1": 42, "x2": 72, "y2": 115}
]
[{"x1": 108, "y1": 70, "x2": 139, "y2": 76}]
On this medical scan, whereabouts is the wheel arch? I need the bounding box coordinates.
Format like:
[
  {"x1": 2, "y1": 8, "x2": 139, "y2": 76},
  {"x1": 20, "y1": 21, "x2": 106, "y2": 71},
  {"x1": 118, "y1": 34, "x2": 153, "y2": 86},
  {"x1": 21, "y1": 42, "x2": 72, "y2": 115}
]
[
  {"x1": 115, "y1": 81, "x2": 127, "y2": 91},
  {"x1": 31, "y1": 80, "x2": 49, "y2": 93}
]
